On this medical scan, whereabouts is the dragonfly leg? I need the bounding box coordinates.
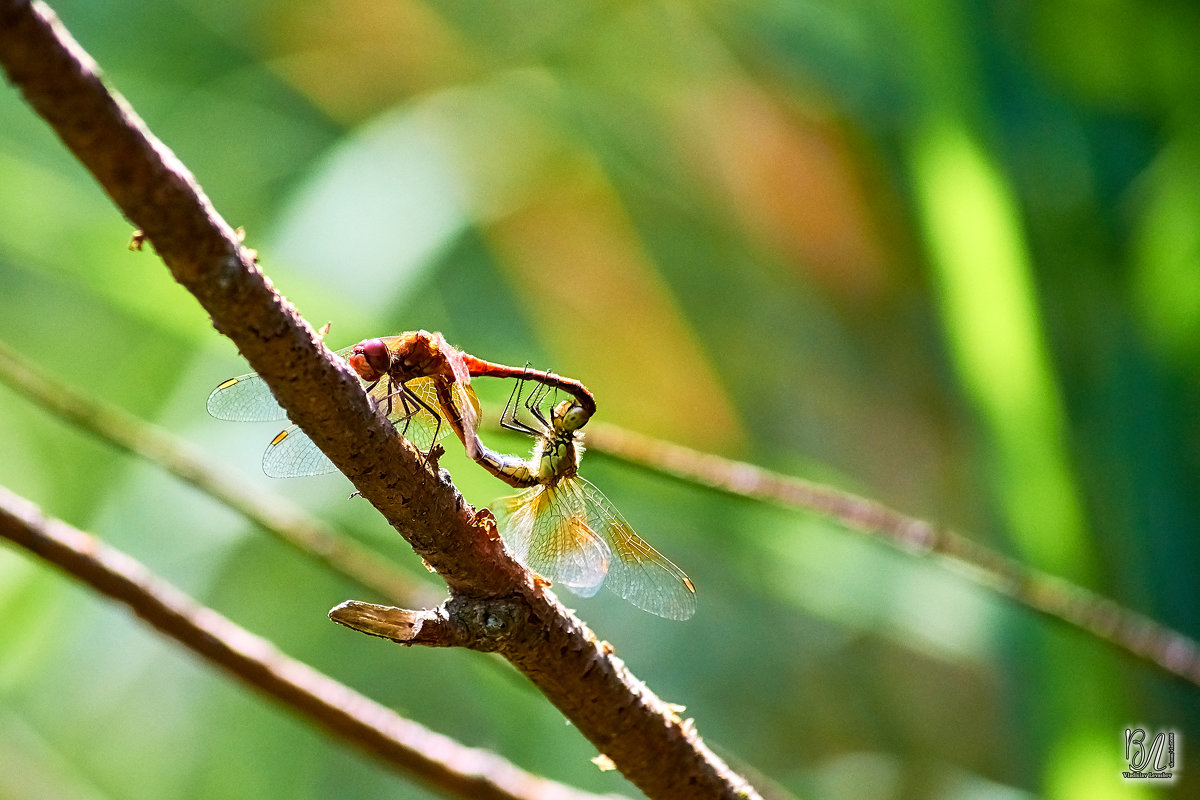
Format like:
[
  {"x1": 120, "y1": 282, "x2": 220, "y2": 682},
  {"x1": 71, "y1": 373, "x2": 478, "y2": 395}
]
[
  {"x1": 500, "y1": 369, "x2": 542, "y2": 436},
  {"x1": 424, "y1": 442, "x2": 446, "y2": 471},
  {"x1": 365, "y1": 379, "x2": 389, "y2": 416},
  {"x1": 461, "y1": 354, "x2": 597, "y2": 418},
  {"x1": 395, "y1": 383, "x2": 444, "y2": 461},
  {"x1": 524, "y1": 377, "x2": 554, "y2": 429}
]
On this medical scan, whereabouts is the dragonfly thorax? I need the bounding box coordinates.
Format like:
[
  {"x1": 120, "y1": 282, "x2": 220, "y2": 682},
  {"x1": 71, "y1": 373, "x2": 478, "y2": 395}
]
[
  {"x1": 387, "y1": 330, "x2": 448, "y2": 383},
  {"x1": 527, "y1": 400, "x2": 590, "y2": 483},
  {"x1": 531, "y1": 426, "x2": 580, "y2": 484}
]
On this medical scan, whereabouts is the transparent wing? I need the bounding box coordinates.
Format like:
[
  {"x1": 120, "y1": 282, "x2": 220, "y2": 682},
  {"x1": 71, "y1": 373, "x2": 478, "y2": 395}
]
[
  {"x1": 261, "y1": 379, "x2": 442, "y2": 479},
  {"x1": 439, "y1": 334, "x2": 481, "y2": 438},
  {"x1": 443, "y1": 381, "x2": 482, "y2": 459},
  {"x1": 460, "y1": 384, "x2": 482, "y2": 429},
  {"x1": 262, "y1": 425, "x2": 338, "y2": 478},
  {"x1": 212, "y1": 346, "x2": 452, "y2": 476},
  {"x1": 206, "y1": 373, "x2": 285, "y2": 422},
  {"x1": 494, "y1": 482, "x2": 610, "y2": 596},
  {"x1": 207, "y1": 345, "x2": 358, "y2": 422},
  {"x1": 370, "y1": 377, "x2": 449, "y2": 452},
  {"x1": 430, "y1": 334, "x2": 483, "y2": 459},
  {"x1": 580, "y1": 479, "x2": 697, "y2": 621}
]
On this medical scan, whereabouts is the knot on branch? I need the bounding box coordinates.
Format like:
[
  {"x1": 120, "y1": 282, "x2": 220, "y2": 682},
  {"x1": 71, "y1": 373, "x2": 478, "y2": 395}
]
[
  {"x1": 329, "y1": 595, "x2": 531, "y2": 652},
  {"x1": 443, "y1": 593, "x2": 529, "y2": 651}
]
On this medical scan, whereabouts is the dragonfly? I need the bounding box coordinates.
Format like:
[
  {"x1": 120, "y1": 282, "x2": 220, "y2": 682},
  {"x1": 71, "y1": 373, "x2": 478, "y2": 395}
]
[
  {"x1": 208, "y1": 330, "x2": 595, "y2": 478},
  {"x1": 361, "y1": 334, "x2": 598, "y2": 464},
  {"x1": 207, "y1": 330, "x2": 480, "y2": 477},
  {"x1": 478, "y1": 376, "x2": 697, "y2": 621}
]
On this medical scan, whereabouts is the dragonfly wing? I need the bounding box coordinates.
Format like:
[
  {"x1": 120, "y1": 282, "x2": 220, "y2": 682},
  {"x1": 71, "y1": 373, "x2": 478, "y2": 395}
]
[
  {"x1": 580, "y1": 479, "x2": 697, "y2": 621},
  {"x1": 262, "y1": 425, "x2": 338, "y2": 478},
  {"x1": 451, "y1": 383, "x2": 483, "y2": 459},
  {"x1": 431, "y1": 335, "x2": 483, "y2": 458},
  {"x1": 494, "y1": 488, "x2": 538, "y2": 564},
  {"x1": 369, "y1": 377, "x2": 447, "y2": 451},
  {"x1": 437, "y1": 335, "x2": 476, "y2": 425},
  {"x1": 494, "y1": 483, "x2": 610, "y2": 596},
  {"x1": 209, "y1": 344, "x2": 359, "y2": 422},
  {"x1": 206, "y1": 373, "x2": 286, "y2": 422}
]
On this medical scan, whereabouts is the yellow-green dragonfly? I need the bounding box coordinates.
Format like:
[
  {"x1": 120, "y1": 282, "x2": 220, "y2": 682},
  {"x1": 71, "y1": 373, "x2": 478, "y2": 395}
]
[{"x1": 479, "y1": 377, "x2": 696, "y2": 621}]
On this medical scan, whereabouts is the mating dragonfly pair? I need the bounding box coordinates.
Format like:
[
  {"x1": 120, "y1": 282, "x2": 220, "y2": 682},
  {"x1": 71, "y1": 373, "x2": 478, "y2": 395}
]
[{"x1": 207, "y1": 331, "x2": 696, "y2": 621}]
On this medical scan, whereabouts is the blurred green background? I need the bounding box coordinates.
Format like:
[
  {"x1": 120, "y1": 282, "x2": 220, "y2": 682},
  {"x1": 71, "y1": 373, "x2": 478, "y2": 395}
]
[{"x1": 1, "y1": 0, "x2": 1198, "y2": 798}]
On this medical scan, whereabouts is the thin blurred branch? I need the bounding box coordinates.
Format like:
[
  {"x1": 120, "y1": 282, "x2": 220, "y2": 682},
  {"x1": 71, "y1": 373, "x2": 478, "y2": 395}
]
[
  {"x1": 585, "y1": 422, "x2": 1200, "y2": 688},
  {"x1": 0, "y1": 338, "x2": 429, "y2": 605},
  {"x1": 0, "y1": 485, "x2": 627, "y2": 800},
  {"x1": 0, "y1": 3, "x2": 760, "y2": 798}
]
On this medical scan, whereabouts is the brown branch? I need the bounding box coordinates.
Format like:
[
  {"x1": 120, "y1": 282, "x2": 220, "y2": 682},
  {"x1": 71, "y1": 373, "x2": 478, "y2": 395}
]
[
  {"x1": 330, "y1": 601, "x2": 461, "y2": 646},
  {"x1": 0, "y1": 485, "x2": 627, "y2": 800},
  {"x1": 584, "y1": 422, "x2": 1200, "y2": 689},
  {"x1": 0, "y1": 338, "x2": 431, "y2": 605},
  {"x1": 0, "y1": 3, "x2": 760, "y2": 797}
]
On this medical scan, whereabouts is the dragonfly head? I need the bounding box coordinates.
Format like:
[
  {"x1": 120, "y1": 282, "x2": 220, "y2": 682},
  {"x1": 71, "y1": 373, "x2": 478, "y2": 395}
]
[
  {"x1": 349, "y1": 338, "x2": 391, "y2": 382},
  {"x1": 551, "y1": 399, "x2": 591, "y2": 434}
]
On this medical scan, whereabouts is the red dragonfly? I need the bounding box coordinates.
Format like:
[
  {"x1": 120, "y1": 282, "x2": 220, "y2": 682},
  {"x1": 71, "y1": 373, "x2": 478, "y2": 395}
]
[
  {"x1": 352, "y1": 333, "x2": 597, "y2": 464},
  {"x1": 208, "y1": 330, "x2": 594, "y2": 478},
  {"x1": 207, "y1": 331, "x2": 480, "y2": 477},
  {"x1": 478, "y1": 376, "x2": 697, "y2": 621}
]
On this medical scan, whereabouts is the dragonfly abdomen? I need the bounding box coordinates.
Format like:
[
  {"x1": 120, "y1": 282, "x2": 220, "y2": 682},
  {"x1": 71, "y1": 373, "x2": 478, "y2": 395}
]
[{"x1": 477, "y1": 447, "x2": 540, "y2": 489}]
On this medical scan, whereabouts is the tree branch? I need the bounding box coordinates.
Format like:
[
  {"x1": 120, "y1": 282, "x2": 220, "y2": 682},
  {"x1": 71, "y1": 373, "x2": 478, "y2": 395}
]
[
  {"x1": 0, "y1": 2, "x2": 759, "y2": 797},
  {"x1": 0, "y1": 485, "x2": 627, "y2": 800}
]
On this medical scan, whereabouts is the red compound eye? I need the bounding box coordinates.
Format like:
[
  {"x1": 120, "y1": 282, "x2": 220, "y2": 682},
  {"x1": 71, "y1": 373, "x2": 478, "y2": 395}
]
[{"x1": 349, "y1": 338, "x2": 391, "y2": 381}]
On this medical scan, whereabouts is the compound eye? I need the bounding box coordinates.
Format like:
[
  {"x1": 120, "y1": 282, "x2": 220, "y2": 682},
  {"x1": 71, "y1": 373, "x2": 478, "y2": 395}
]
[
  {"x1": 350, "y1": 338, "x2": 391, "y2": 380},
  {"x1": 362, "y1": 339, "x2": 391, "y2": 373},
  {"x1": 556, "y1": 402, "x2": 590, "y2": 431}
]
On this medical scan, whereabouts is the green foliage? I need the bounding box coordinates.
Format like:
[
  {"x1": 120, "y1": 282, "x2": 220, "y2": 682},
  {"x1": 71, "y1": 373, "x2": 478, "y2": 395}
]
[{"x1": 2, "y1": 0, "x2": 1197, "y2": 798}]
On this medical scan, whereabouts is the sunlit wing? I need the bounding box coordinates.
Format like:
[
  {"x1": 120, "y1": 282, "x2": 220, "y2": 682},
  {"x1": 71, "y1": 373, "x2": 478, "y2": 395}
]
[
  {"x1": 262, "y1": 425, "x2": 338, "y2": 478},
  {"x1": 450, "y1": 382, "x2": 483, "y2": 458},
  {"x1": 206, "y1": 373, "x2": 286, "y2": 422},
  {"x1": 261, "y1": 378, "x2": 450, "y2": 479},
  {"x1": 207, "y1": 344, "x2": 359, "y2": 422},
  {"x1": 367, "y1": 375, "x2": 450, "y2": 452},
  {"x1": 494, "y1": 482, "x2": 610, "y2": 596},
  {"x1": 212, "y1": 345, "x2": 453, "y2": 477},
  {"x1": 431, "y1": 333, "x2": 483, "y2": 457},
  {"x1": 580, "y1": 479, "x2": 697, "y2": 621}
]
